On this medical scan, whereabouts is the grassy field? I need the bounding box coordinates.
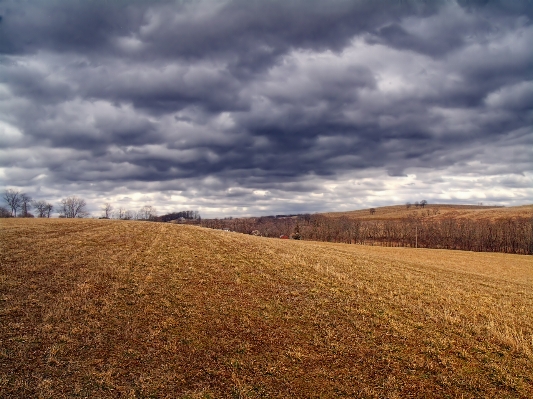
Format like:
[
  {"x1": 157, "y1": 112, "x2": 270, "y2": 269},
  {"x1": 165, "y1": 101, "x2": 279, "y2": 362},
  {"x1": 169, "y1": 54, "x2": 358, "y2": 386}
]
[
  {"x1": 323, "y1": 204, "x2": 533, "y2": 221},
  {"x1": 1, "y1": 219, "x2": 532, "y2": 398}
]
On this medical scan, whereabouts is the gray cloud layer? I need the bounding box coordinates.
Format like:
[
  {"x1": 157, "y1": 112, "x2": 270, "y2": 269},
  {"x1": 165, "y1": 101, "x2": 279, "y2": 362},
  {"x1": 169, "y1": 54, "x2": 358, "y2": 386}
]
[{"x1": 0, "y1": 0, "x2": 532, "y2": 216}]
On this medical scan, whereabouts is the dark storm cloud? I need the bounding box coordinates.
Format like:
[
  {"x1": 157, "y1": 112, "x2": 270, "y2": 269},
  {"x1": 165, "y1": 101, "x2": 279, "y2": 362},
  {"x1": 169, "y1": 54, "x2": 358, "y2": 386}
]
[
  {"x1": 0, "y1": 0, "x2": 141, "y2": 54},
  {"x1": 0, "y1": 0, "x2": 532, "y2": 215}
]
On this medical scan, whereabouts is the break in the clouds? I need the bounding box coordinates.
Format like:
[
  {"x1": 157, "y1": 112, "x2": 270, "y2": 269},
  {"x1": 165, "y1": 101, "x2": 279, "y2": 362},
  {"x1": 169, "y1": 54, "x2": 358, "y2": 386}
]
[{"x1": 0, "y1": 0, "x2": 532, "y2": 217}]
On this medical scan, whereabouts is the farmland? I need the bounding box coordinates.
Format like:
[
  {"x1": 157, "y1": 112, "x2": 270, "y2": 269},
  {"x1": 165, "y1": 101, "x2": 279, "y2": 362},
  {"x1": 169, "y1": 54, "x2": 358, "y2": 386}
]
[
  {"x1": 1, "y1": 219, "x2": 532, "y2": 398},
  {"x1": 201, "y1": 204, "x2": 533, "y2": 254},
  {"x1": 322, "y1": 204, "x2": 533, "y2": 221}
]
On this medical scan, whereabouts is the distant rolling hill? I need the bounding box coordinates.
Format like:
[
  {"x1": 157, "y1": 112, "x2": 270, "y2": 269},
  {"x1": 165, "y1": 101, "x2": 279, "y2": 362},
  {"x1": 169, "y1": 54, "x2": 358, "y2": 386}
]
[
  {"x1": 322, "y1": 203, "x2": 533, "y2": 221},
  {"x1": 1, "y1": 219, "x2": 532, "y2": 398}
]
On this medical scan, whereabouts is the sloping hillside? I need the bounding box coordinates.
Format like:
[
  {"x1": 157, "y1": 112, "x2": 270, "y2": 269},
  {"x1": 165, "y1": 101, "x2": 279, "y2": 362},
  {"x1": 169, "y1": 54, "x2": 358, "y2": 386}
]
[
  {"x1": 324, "y1": 204, "x2": 533, "y2": 221},
  {"x1": 1, "y1": 219, "x2": 532, "y2": 398}
]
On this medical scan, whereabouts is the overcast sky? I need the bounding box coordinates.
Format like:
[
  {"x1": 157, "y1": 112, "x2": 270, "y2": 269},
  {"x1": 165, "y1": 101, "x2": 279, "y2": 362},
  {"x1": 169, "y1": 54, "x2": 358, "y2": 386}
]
[{"x1": 0, "y1": 0, "x2": 532, "y2": 218}]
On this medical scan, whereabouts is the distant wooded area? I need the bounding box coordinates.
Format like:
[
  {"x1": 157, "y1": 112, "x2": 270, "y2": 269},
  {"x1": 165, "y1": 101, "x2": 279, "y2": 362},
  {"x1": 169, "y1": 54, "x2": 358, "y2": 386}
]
[{"x1": 201, "y1": 213, "x2": 533, "y2": 255}]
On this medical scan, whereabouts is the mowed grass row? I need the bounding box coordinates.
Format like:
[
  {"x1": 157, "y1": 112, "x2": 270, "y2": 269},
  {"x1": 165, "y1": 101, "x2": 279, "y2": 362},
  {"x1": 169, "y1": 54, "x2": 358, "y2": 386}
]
[{"x1": 1, "y1": 219, "x2": 532, "y2": 398}]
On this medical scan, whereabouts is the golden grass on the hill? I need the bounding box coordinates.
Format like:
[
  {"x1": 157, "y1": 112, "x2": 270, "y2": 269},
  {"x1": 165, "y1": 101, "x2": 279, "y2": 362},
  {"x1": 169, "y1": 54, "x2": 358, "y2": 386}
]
[
  {"x1": 1, "y1": 219, "x2": 532, "y2": 398},
  {"x1": 324, "y1": 204, "x2": 533, "y2": 221}
]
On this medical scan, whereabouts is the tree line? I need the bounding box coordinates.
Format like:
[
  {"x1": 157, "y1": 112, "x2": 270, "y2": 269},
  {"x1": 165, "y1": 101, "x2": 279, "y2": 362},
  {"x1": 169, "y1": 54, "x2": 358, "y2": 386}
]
[
  {"x1": 2, "y1": 189, "x2": 54, "y2": 218},
  {"x1": 100, "y1": 203, "x2": 201, "y2": 222},
  {"x1": 103, "y1": 203, "x2": 158, "y2": 221},
  {"x1": 200, "y1": 213, "x2": 533, "y2": 255},
  {"x1": 1, "y1": 188, "x2": 200, "y2": 222},
  {"x1": 1, "y1": 189, "x2": 94, "y2": 219},
  {"x1": 158, "y1": 210, "x2": 201, "y2": 222}
]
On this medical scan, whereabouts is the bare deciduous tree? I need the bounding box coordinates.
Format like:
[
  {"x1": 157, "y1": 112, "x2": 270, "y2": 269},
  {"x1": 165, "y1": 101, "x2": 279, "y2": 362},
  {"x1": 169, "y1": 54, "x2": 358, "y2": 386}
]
[
  {"x1": 2, "y1": 189, "x2": 22, "y2": 217},
  {"x1": 137, "y1": 205, "x2": 157, "y2": 220},
  {"x1": 20, "y1": 193, "x2": 32, "y2": 217},
  {"x1": 114, "y1": 207, "x2": 124, "y2": 219},
  {"x1": 101, "y1": 202, "x2": 113, "y2": 219},
  {"x1": 114, "y1": 207, "x2": 135, "y2": 220},
  {"x1": 32, "y1": 200, "x2": 45, "y2": 217},
  {"x1": 0, "y1": 206, "x2": 11, "y2": 218},
  {"x1": 45, "y1": 203, "x2": 54, "y2": 218},
  {"x1": 59, "y1": 196, "x2": 89, "y2": 218},
  {"x1": 291, "y1": 223, "x2": 302, "y2": 240},
  {"x1": 33, "y1": 200, "x2": 54, "y2": 218}
]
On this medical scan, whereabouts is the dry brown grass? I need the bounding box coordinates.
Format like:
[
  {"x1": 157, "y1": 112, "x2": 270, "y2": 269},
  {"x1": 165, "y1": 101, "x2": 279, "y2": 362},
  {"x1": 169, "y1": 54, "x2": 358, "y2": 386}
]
[
  {"x1": 324, "y1": 204, "x2": 533, "y2": 221},
  {"x1": 1, "y1": 218, "x2": 532, "y2": 398}
]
